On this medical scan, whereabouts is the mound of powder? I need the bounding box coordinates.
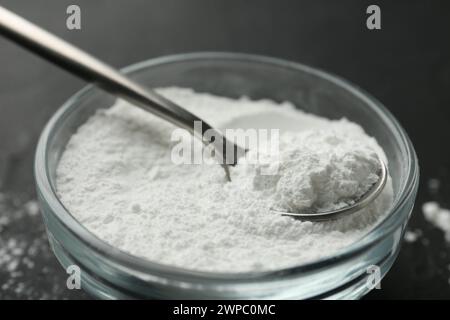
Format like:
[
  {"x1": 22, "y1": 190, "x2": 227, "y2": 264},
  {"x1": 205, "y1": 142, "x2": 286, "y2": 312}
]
[
  {"x1": 250, "y1": 130, "x2": 381, "y2": 213},
  {"x1": 56, "y1": 87, "x2": 393, "y2": 272}
]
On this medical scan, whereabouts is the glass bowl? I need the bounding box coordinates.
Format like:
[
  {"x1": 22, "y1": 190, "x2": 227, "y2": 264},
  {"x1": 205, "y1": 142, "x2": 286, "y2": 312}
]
[{"x1": 35, "y1": 52, "x2": 419, "y2": 299}]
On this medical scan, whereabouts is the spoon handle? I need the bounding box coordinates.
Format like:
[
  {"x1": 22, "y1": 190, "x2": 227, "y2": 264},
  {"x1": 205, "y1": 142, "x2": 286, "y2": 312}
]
[{"x1": 0, "y1": 6, "x2": 241, "y2": 169}]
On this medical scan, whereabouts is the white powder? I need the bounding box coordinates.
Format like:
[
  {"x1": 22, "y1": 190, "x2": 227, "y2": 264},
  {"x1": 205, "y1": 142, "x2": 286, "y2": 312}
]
[
  {"x1": 404, "y1": 230, "x2": 421, "y2": 243},
  {"x1": 251, "y1": 130, "x2": 381, "y2": 213},
  {"x1": 423, "y1": 202, "x2": 450, "y2": 242},
  {"x1": 56, "y1": 87, "x2": 393, "y2": 272}
]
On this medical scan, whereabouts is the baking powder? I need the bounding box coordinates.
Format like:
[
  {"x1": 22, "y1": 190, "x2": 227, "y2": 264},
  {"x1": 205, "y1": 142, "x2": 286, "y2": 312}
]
[{"x1": 56, "y1": 88, "x2": 393, "y2": 272}]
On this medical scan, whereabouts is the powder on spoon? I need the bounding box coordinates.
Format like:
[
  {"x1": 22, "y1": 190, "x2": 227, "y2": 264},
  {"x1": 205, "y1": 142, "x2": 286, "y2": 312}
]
[{"x1": 56, "y1": 87, "x2": 393, "y2": 272}]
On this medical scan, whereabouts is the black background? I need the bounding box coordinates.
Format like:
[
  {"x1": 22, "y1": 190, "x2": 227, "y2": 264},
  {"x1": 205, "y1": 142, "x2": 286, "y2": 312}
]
[{"x1": 0, "y1": 0, "x2": 449, "y2": 299}]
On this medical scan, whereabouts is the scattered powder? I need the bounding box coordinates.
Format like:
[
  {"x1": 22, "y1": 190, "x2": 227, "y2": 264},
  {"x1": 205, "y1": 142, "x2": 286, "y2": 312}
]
[
  {"x1": 0, "y1": 215, "x2": 10, "y2": 232},
  {"x1": 56, "y1": 87, "x2": 393, "y2": 272},
  {"x1": 0, "y1": 192, "x2": 69, "y2": 299},
  {"x1": 423, "y1": 201, "x2": 450, "y2": 242},
  {"x1": 404, "y1": 229, "x2": 422, "y2": 243},
  {"x1": 24, "y1": 200, "x2": 40, "y2": 216},
  {"x1": 427, "y1": 178, "x2": 441, "y2": 194}
]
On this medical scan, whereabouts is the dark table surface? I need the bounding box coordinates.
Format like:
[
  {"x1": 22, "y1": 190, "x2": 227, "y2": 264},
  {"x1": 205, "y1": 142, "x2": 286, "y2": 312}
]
[{"x1": 1, "y1": 0, "x2": 450, "y2": 299}]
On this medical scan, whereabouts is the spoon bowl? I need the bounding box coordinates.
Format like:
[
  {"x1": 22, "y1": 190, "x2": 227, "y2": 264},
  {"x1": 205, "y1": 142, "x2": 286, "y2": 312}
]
[{"x1": 272, "y1": 157, "x2": 388, "y2": 221}]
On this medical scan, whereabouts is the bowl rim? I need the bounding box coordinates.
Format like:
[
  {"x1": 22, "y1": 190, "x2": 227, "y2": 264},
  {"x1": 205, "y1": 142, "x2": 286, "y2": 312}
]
[{"x1": 35, "y1": 52, "x2": 419, "y2": 281}]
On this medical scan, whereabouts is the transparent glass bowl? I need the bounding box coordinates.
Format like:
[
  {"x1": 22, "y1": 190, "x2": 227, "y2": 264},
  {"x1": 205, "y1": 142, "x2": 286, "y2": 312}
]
[{"x1": 35, "y1": 52, "x2": 419, "y2": 299}]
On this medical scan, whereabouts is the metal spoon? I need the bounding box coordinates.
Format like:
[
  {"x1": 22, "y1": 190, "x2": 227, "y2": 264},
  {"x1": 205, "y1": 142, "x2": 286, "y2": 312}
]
[
  {"x1": 0, "y1": 6, "x2": 244, "y2": 181},
  {"x1": 0, "y1": 6, "x2": 388, "y2": 221}
]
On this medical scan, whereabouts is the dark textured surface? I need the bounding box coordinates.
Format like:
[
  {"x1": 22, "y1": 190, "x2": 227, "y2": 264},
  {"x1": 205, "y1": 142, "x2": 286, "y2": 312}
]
[{"x1": 0, "y1": 0, "x2": 449, "y2": 299}]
